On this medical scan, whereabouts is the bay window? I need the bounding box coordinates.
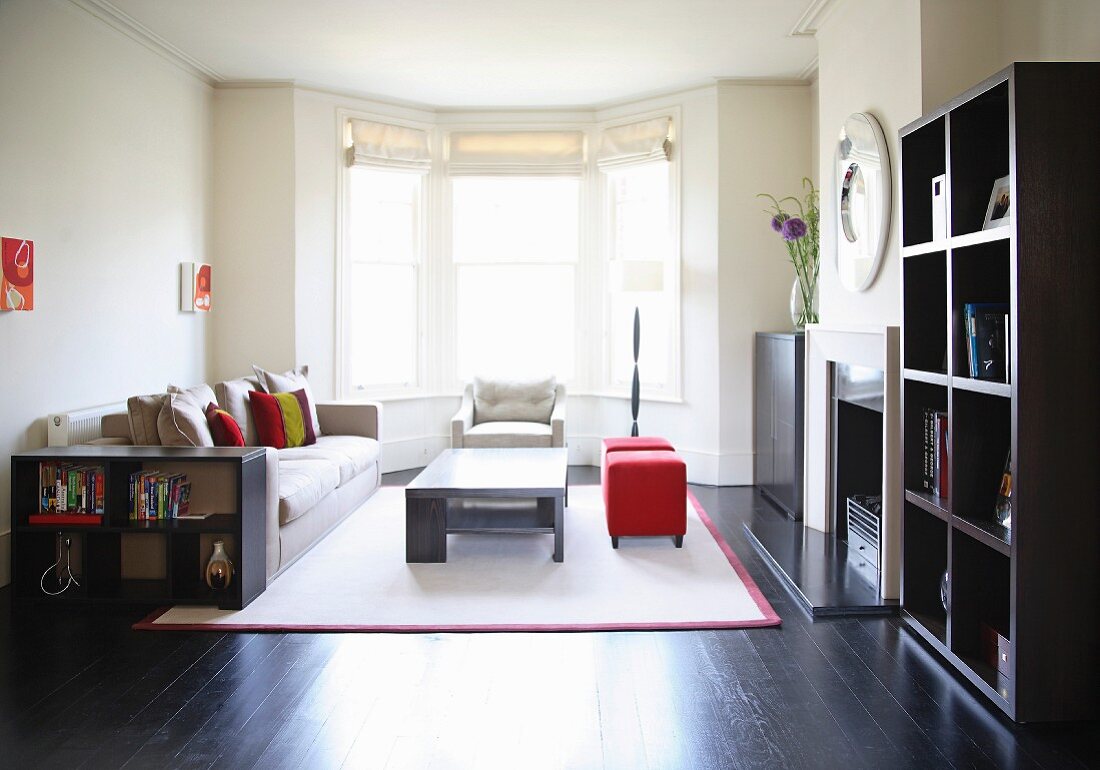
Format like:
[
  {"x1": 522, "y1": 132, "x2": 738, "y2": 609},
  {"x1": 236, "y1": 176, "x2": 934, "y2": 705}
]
[{"x1": 338, "y1": 112, "x2": 679, "y2": 399}]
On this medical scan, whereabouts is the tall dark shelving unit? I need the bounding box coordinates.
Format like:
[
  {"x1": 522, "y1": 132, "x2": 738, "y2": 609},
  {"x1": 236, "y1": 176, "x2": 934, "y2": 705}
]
[
  {"x1": 899, "y1": 63, "x2": 1100, "y2": 722},
  {"x1": 10, "y1": 446, "x2": 267, "y2": 611}
]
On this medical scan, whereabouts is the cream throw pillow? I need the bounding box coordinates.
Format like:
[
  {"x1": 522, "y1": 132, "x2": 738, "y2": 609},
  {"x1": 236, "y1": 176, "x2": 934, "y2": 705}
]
[
  {"x1": 214, "y1": 376, "x2": 262, "y2": 446},
  {"x1": 157, "y1": 384, "x2": 217, "y2": 447},
  {"x1": 126, "y1": 394, "x2": 167, "y2": 445},
  {"x1": 252, "y1": 364, "x2": 322, "y2": 436}
]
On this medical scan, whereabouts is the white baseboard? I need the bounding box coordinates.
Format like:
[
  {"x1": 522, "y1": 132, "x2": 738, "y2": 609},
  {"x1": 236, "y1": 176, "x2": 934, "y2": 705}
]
[
  {"x1": 379, "y1": 434, "x2": 754, "y2": 487},
  {"x1": 0, "y1": 531, "x2": 9, "y2": 588},
  {"x1": 381, "y1": 435, "x2": 451, "y2": 473}
]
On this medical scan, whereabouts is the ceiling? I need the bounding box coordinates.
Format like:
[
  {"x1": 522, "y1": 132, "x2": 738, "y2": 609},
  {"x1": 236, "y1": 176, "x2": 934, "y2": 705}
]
[{"x1": 102, "y1": 0, "x2": 820, "y2": 108}]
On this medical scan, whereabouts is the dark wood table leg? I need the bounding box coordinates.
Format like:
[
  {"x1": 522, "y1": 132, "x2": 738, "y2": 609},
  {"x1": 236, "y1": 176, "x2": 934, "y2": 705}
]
[
  {"x1": 406, "y1": 496, "x2": 447, "y2": 563},
  {"x1": 553, "y1": 495, "x2": 564, "y2": 563}
]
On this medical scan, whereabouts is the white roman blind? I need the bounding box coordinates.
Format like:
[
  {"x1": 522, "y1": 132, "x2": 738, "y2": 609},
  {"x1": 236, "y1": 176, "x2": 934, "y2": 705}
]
[
  {"x1": 347, "y1": 119, "x2": 432, "y2": 172},
  {"x1": 597, "y1": 116, "x2": 673, "y2": 170},
  {"x1": 447, "y1": 130, "x2": 585, "y2": 176}
]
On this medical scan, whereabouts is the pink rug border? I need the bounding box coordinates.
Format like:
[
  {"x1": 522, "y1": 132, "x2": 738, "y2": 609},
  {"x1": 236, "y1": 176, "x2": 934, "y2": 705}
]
[{"x1": 134, "y1": 488, "x2": 781, "y2": 633}]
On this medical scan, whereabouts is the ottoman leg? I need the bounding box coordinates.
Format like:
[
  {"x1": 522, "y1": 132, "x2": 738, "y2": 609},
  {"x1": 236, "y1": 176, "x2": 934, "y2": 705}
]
[
  {"x1": 674, "y1": 535, "x2": 684, "y2": 548},
  {"x1": 611, "y1": 536, "x2": 619, "y2": 549}
]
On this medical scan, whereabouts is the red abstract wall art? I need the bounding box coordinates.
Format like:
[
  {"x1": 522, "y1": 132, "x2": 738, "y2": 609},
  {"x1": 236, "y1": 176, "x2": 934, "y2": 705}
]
[{"x1": 1, "y1": 237, "x2": 34, "y2": 311}]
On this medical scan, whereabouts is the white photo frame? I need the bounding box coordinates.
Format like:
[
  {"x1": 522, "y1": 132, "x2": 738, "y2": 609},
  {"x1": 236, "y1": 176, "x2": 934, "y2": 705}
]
[{"x1": 983, "y1": 175, "x2": 1011, "y2": 230}]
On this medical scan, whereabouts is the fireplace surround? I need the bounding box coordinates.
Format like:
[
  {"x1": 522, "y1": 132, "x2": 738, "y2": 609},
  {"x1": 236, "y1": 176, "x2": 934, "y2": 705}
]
[{"x1": 805, "y1": 324, "x2": 901, "y2": 599}]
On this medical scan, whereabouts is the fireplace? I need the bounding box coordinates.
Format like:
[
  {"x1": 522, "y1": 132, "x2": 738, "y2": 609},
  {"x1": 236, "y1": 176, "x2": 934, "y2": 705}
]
[
  {"x1": 832, "y1": 363, "x2": 884, "y2": 574},
  {"x1": 805, "y1": 324, "x2": 901, "y2": 600}
]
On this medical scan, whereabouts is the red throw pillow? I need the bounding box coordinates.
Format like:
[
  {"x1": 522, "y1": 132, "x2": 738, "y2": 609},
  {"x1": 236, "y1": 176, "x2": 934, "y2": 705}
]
[
  {"x1": 248, "y1": 391, "x2": 286, "y2": 449},
  {"x1": 205, "y1": 403, "x2": 245, "y2": 447}
]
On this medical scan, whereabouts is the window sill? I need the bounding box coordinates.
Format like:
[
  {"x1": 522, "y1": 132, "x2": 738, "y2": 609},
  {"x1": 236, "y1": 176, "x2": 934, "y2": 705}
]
[{"x1": 340, "y1": 389, "x2": 684, "y2": 405}]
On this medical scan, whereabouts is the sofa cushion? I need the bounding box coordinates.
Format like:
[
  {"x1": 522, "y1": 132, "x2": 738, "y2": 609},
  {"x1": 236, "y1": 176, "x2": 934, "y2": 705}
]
[
  {"x1": 158, "y1": 384, "x2": 217, "y2": 447},
  {"x1": 278, "y1": 435, "x2": 380, "y2": 486},
  {"x1": 127, "y1": 394, "x2": 167, "y2": 445},
  {"x1": 215, "y1": 376, "x2": 262, "y2": 446},
  {"x1": 277, "y1": 459, "x2": 339, "y2": 526},
  {"x1": 206, "y1": 403, "x2": 245, "y2": 447},
  {"x1": 253, "y1": 364, "x2": 322, "y2": 437},
  {"x1": 463, "y1": 421, "x2": 553, "y2": 448},
  {"x1": 473, "y1": 375, "x2": 556, "y2": 424}
]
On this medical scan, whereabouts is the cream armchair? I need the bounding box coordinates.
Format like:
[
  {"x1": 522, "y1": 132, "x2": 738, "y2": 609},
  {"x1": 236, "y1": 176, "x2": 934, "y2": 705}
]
[{"x1": 451, "y1": 376, "x2": 566, "y2": 448}]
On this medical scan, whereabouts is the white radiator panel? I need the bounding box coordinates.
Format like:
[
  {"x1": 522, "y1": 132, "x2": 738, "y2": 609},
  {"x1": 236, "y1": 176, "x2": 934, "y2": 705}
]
[{"x1": 47, "y1": 403, "x2": 126, "y2": 446}]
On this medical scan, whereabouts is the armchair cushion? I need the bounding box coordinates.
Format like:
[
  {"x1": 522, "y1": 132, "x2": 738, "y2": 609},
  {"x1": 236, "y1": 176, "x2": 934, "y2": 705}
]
[
  {"x1": 464, "y1": 421, "x2": 553, "y2": 448},
  {"x1": 473, "y1": 375, "x2": 557, "y2": 424}
]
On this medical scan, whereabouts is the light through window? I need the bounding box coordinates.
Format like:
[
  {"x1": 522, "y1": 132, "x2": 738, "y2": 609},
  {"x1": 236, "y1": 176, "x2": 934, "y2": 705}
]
[
  {"x1": 345, "y1": 167, "x2": 421, "y2": 390},
  {"x1": 452, "y1": 177, "x2": 579, "y2": 380},
  {"x1": 606, "y1": 162, "x2": 675, "y2": 389}
]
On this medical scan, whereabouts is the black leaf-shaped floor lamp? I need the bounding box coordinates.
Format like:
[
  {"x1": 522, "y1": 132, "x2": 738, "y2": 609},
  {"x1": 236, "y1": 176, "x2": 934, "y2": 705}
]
[{"x1": 614, "y1": 260, "x2": 665, "y2": 437}]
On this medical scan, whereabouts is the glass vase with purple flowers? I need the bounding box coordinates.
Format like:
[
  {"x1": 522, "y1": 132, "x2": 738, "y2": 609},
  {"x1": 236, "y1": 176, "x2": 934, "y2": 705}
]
[{"x1": 759, "y1": 178, "x2": 820, "y2": 329}]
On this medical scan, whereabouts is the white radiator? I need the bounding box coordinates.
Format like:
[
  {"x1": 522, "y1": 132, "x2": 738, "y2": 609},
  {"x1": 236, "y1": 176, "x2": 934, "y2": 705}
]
[{"x1": 47, "y1": 402, "x2": 126, "y2": 446}]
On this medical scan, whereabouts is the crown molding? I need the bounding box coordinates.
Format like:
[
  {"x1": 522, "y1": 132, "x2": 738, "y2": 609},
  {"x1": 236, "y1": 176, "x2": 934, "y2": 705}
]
[
  {"x1": 716, "y1": 77, "x2": 812, "y2": 88},
  {"x1": 68, "y1": 0, "x2": 222, "y2": 84},
  {"x1": 215, "y1": 79, "x2": 296, "y2": 90},
  {"x1": 790, "y1": 0, "x2": 841, "y2": 36}
]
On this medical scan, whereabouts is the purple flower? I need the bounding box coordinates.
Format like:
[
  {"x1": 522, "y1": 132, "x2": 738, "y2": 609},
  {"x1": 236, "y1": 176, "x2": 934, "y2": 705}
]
[
  {"x1": 781, "y1": 217, "x2": 807, "y2": 241},
  {"x1": 770, "y1": 213, "x2": 789, "y2": 233}
]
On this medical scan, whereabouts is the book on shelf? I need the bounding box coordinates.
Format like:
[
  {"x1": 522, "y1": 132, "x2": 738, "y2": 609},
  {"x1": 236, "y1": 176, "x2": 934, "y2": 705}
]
[
  {"x1": 921, "y1": 408, "x2": 949, "y2": 499},
  {"x1": 36, "y1": 461, "x2": 105, "y2": 515},
  {"x1": 128, "y1": 471, "x2": 191, "y2": 520},
  {"x1": 964, "y1": 302, "x2": 1009, "y2": 380}
]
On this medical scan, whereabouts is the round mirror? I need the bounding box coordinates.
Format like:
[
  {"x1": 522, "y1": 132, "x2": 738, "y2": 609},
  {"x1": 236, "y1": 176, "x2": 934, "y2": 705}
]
[{"x1": 835, "y1": 112, "x2": 891, "y2": 292}]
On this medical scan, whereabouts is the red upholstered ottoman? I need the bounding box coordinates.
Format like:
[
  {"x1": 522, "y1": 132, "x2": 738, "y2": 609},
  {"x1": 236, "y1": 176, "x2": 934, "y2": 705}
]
[{"x1": 603, "y1": 449, "x2": 687, "y2": 548}]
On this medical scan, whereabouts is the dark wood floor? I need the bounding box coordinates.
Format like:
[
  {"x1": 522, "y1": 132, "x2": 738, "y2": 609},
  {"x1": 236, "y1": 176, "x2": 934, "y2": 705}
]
[{"x1": 0, "y1": 467, "x2": 1095, "y2": 769}]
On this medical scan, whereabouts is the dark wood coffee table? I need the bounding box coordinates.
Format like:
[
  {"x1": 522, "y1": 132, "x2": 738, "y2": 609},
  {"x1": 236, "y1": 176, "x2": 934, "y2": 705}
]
[{"x1": 405, "y1": 448, "x2": 569, "y2": 563}]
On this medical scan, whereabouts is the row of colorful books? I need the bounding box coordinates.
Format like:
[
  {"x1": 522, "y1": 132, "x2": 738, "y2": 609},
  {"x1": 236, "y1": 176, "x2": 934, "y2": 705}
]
[
  {"x1": 922, "y1": 409, "x2": 949, "y2": 499},
  {"x1": 39, "y1": 462, "x2": 105, "y2": 514},
  {"x1": 129, "y1": 471, "x2": 191, "y2": 520},
  {"x1": 963, "y1": 303, "x2": 1009, "y2": 381}
]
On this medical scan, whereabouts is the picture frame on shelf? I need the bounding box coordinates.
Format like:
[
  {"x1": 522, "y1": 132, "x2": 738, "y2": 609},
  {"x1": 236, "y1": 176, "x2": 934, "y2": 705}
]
[{"x1": 982, "y1": 175, "x2": 1011, "y2": 230}]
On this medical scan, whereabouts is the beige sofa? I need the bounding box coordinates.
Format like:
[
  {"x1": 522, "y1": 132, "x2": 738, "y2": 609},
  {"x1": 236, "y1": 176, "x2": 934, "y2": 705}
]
[{"x1": 95, "y1": 377, "x2": 382, "y2": 583}]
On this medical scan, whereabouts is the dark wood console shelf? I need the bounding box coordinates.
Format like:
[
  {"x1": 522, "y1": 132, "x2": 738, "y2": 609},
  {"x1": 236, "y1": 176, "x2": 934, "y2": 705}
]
[
  {"x1": 899, "y1": 62, "x2": 1100, "y2": 722},
  {"x1": 10, "y1": 445, "x2": 267, "y2": 610}
]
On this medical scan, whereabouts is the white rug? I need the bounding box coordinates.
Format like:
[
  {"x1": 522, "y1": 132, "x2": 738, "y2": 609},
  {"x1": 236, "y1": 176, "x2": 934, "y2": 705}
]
[{"x1": 136, "y1": 485, "x2": 779, "y2": 632}]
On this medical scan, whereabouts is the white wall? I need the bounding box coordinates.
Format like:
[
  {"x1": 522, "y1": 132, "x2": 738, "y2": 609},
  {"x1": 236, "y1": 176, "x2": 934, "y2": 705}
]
[
  {"x1": 210, "y1": 85, "x2": 296, "y2": 381},
  {"x1": 815, "y1": 0, "x2": 1100, "y2": 332},
  {"x1": 1000, "y1": 0, "x2": 1100, "y2": 64},
  {"x1": 716, "y1": 82, "x2": 813, "y2": 484},
  {"x1": 0, "y1": 0, "x2": 213, "y2": 585},
  {"x1": 814, "y1": 0, "x2": 923, "y2": 328}
]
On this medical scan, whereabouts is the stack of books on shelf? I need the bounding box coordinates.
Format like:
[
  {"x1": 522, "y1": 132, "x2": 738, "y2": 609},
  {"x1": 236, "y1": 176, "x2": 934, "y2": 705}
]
[
  {"x1": 922, "y1": 409, "x2": 949, "y2": 499},
  {"x1": 963, "y1": 303, "x2": 1009, "y2": 381},
  {"x1": 30, "y1": 462, "x2": 106, "y2": 524},
  {"x1": 129, "y1": 471, "x2": 191, "y2": 520}
]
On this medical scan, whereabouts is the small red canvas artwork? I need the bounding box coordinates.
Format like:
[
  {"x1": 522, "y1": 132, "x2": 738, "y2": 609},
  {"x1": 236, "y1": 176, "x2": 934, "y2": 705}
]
[
  {"x1": 1, "y1": 237, "x2": 34, "y2": 311},
  {"x1": 193, "y1": 262, "x2": 211, "y2": 311}
]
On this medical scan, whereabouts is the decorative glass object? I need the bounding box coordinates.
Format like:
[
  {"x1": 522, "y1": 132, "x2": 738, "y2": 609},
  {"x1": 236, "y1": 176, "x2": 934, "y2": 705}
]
[
  {"x1": 790, "y1": 277, "x2": 819, "y2": 331},
  {"x1": 205, "y1": 540, "x2": 234, "y2": 591},
  {"x1": 939, "y1": 569, "x2": 950, "y2": 613},
  {"x1": 759, "y1": 178, "x2": 820, "y2": 329}
]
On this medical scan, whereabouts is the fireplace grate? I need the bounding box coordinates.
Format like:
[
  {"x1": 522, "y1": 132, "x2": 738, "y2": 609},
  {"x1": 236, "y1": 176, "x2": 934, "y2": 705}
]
[{"x1": 846, "y1": 495, "x2": 881, "y2": 570}]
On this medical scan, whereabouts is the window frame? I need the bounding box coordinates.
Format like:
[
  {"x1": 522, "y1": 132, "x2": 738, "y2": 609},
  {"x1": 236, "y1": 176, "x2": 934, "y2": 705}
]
[
  {"x1": 336, "y1": 110, "x2": 433, "y2": 399},
  {"x1": 597, "y1": 108, "x2": 683, "y2": 401}
]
